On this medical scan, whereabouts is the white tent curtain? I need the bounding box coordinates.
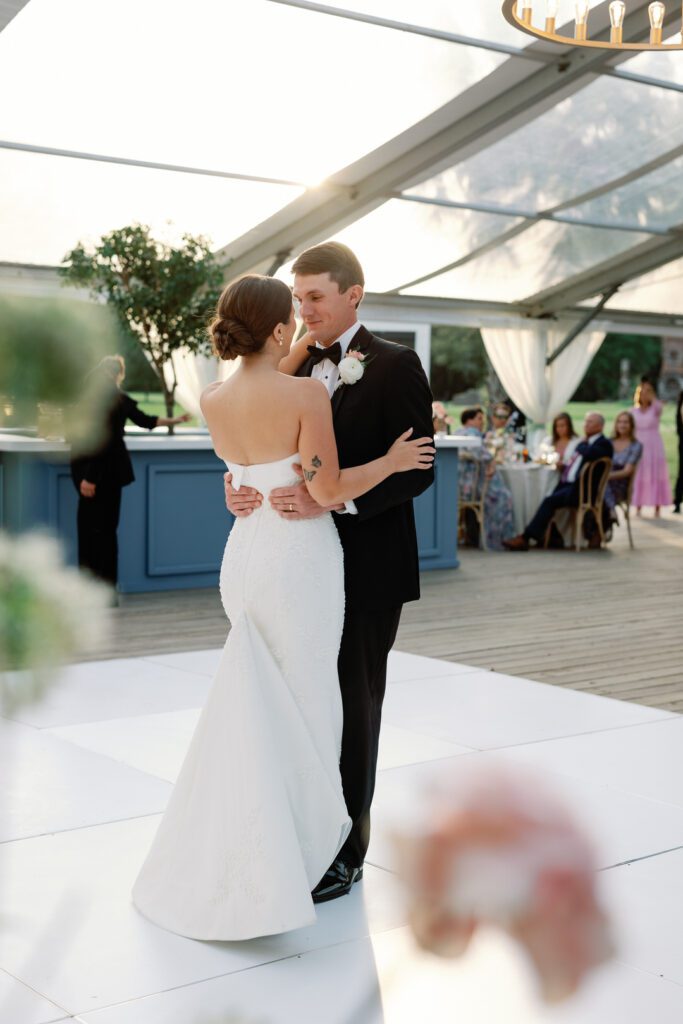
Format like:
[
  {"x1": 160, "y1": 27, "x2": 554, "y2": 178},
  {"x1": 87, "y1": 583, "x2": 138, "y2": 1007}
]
[
  {"x1": 160, "y1": 348, "x2": 236, "y2": 421},
  {"x1": 480, "y1": 321, "x2": 606, "y2": 425}
]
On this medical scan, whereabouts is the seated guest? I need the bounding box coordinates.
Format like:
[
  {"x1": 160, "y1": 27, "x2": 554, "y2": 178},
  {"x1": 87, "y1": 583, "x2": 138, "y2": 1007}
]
[
  {"x1": 604, "y1": 411, "x2": 643, "y2": 525},
  {"x1": 487, "y1": 401, "x2": 513, "y2": 434},
  {"x1": 545, "y1": 412, "x2": 579, "y2": 467},
  {"x1": 457, "y1": 407, "x2": 515, "y2": 551},
  {"x1": 503, "y1": 412, "x2": 613, "y2": 551}
]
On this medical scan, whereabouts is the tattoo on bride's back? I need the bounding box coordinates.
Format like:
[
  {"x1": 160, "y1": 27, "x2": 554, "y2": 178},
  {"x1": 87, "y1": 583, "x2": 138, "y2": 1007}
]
[{"x1": 304, "y1": 455, "x2": 322, "y2": 482}]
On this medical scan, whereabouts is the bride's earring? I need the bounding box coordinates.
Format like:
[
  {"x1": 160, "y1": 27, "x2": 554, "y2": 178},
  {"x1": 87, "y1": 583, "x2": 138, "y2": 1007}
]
[{"x1": 277, "y1": 333, "x2": 284, "y2": 347}]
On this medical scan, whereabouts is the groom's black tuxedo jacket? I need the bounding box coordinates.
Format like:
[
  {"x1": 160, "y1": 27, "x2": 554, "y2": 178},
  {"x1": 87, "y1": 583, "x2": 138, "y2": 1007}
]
[{"x1": 297, "y1": 327, "x2": 435, "y2": 612}]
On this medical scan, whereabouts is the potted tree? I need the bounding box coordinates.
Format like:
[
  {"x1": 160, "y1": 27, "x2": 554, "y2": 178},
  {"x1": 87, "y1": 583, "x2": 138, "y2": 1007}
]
[{"x1": 61, "y1": 224, "x2": 224, "y2": 432}]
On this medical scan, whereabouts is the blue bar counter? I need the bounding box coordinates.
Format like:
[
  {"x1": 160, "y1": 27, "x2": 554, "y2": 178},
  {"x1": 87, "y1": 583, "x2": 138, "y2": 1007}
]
[{"x1": 0, "y1": 431, "x2": 478, "y2": 593}]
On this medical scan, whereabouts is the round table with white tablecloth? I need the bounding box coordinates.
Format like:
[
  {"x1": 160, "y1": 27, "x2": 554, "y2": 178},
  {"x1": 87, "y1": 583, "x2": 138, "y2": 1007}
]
[{"x1": 498, "y1": 463, "x2": 559, "y2": 535}]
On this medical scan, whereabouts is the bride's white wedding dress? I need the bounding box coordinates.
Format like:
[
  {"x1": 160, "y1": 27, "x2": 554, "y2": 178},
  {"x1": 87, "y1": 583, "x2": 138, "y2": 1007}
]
[{"x1": 132, "y1": 454, "x2": 351, "y2": 940}]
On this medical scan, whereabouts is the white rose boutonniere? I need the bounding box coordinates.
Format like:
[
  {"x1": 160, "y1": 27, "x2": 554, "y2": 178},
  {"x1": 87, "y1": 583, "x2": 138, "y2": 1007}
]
[{"x1": 335, "y1": 349, "x2": 370, "y2": 390}]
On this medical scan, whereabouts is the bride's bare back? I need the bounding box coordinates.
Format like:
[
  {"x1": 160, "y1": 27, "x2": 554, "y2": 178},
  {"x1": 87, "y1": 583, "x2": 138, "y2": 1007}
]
[{"x1": 201, "y1": 368, "x2": 308, "y2": 466}]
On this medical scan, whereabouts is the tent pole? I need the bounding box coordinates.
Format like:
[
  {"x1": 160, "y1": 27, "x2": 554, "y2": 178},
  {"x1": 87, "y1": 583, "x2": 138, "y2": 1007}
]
[{"x1": 545, "y1": 285, "x2": 620, "y2": 367}]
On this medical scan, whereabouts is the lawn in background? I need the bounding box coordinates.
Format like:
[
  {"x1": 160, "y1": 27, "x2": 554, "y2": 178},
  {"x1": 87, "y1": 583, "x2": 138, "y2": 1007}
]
[{"x1": 129, "y1": 392, "x2": 201, "y2": 429}]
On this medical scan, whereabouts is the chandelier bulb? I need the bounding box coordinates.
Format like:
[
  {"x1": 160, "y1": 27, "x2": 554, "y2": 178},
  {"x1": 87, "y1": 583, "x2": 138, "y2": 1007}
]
[
  {"x1": 520, "y1": 0, "x2": 533, "y2": 24},
  {"x1": 609, "y1": 1, "x2": 625, "y2": 26},
  {"x1": 545, "y1": 0, "x2": 558, "y2": 31},
  {"x1": 609, "y1": 0, "x2": 625, "y2": 42},
  {"x1": 649, "y1": 1, "x2": 665, "y2": 43},
  {"x1": 575, "y1": 0, "x2": 590, "y2": 39}
]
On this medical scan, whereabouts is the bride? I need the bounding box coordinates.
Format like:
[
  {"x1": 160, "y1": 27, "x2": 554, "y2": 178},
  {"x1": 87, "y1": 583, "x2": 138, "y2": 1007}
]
[{"x1": 131, "y1": 274, "x2": 434, "y2": 940}]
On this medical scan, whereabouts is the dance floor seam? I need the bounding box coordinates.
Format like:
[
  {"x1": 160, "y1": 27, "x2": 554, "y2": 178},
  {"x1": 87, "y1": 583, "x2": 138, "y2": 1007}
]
[{"x1": 1, "y1": 647, "x2": 682, "y2": 1023}]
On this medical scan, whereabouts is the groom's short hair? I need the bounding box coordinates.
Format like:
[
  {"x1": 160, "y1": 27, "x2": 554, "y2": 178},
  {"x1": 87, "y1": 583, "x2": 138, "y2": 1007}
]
[{"x1": 292, "y1": 242, "x2": 365, "y2": 301}]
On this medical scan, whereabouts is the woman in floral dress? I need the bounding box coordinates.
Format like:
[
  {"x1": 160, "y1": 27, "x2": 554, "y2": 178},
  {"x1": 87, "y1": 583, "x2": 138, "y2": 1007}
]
[
  {"x1": 604, "y1": 411, "x2": 643, "y2": 524},
  {"x1": 631, "y1": 379, "x2": 672, "y2": 516},
  {"x1": 456, "y1": 407, "x2": 515, "y2": 551}
]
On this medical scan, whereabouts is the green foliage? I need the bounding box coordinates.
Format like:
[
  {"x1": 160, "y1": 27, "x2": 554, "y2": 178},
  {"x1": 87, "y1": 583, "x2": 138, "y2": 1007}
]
[
  {"x1": 429, "y1": 326, "x2": 488, "y2": 400},
  {"x1": 60, "y1": 224, "x2": 224, "y2": 416},
  {"x1": 0, "y1": 296, "x2": 114, "y2": 432},
  {"x1": 574, "y1": 333, "x2": 662, "y2": 401}
]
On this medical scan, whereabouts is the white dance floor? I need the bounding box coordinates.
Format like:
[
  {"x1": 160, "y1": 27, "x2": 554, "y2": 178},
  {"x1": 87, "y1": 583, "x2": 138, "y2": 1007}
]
[{"x1": 2, "y1": 648, "x2": 683, "y2": 1023}]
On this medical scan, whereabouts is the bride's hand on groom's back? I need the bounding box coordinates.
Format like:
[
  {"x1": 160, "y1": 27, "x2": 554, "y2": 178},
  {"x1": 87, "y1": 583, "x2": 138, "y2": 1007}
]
[
  {"x1": 387, "y1": 429, "x2": 436, "y2": 474},
  {"x1": 224, "y1": 473, "x2": 262, "y2": 517}
]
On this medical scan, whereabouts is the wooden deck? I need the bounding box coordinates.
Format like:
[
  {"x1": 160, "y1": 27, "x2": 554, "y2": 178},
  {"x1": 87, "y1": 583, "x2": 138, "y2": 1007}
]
[{"x1": 93, "y1": 510, "x2": 683, "y2": 713}]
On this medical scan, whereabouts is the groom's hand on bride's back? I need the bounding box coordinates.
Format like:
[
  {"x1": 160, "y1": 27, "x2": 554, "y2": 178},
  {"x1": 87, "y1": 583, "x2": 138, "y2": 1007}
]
[
  {"x1": 270, "y1": 464, "x2": 344, "y2": 520},
  {"x1": 224, "y1": 472, "x2": 262, "y2": 517}
]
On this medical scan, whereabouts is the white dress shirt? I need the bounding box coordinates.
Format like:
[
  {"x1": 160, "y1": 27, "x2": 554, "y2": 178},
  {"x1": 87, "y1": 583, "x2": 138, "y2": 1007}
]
[
  {"x1": 566, "y1": 433, "x2": 601, "y2": 484},
  {"x1": 310, "y1": 322, "x2": 362, "y2": 396},
  {"x1": 310, "y1": 322, "x2": 362, "y2": 515}
]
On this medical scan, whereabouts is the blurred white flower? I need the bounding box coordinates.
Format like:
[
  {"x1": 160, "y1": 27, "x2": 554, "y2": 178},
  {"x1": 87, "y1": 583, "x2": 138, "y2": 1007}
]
[
  {"x1": 391, "y1": 764, "x2": 613, "y2": 1004},
  {"x1": 0, "y1": 531, "x2": 110, "y2": 710}
]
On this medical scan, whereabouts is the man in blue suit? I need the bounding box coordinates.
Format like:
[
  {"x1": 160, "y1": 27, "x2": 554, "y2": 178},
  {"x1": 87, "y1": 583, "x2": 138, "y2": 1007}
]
[{"x1": 503, "y1": 411, "x2": 613, "y2": 551}]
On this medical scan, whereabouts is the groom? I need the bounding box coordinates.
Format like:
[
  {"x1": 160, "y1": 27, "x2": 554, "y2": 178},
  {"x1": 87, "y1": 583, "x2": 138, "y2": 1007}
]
[{"x1": 224, "y1": 242, "x2": 434, "y2": 901}]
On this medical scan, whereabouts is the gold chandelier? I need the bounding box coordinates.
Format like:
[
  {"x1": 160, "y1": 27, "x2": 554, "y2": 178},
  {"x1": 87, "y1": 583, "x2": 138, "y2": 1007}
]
[{"x1": 501, "y1": 1, "x2": 683, "y2": 49}]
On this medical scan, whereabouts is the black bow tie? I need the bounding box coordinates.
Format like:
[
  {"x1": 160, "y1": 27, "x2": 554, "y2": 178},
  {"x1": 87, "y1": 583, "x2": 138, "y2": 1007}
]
[{"x1": 307, "y1": 341, "x2": 343, "y2": 367}]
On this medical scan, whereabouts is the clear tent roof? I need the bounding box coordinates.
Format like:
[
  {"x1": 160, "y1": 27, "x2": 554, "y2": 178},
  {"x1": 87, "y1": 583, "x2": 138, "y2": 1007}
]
[{"x1": 3, "y1": 0, "x2": 683, "y2": 323}]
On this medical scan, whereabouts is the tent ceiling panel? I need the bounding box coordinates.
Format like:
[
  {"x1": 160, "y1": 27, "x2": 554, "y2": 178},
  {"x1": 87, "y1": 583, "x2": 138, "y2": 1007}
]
[
  {"x1": 559, "y1": 155, "x2": 683, "y2": 232},
  {"x1": 1, "y1": 0, "x2": 682, "y2": 327},
  {"x1": 0, "y1": 0, "x2": 29, "y2": 32},
  {"x1": 0, "y1": 0, "x2": 503, "y2": 187},
  {"x1": 408, "y1": 75, "x2": 683, "y2": 216},
  {"x1": 400, "y1": 219, "x2": 650, "y2": 304},
  {"x1": 614, "y1": 33, "x2": 683, "y2": 86},
  {"x1": 276, "y1": 198, "x2": 524, "y2": 293},
  {"x1": 600, "y1": 257, "x2": 683, "y2": 316},
  {"x1": 271, "y1": 0, "x2": 527, "y2": 48},
  {"x1": 0, "y1": 149, "x2": 301, "y2": 265}
]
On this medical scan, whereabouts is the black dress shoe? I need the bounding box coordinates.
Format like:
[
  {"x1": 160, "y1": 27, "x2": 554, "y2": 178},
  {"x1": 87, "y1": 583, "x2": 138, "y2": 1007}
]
[{"x1": 312, "y1": 859, "x2": 363, "y2": 904}]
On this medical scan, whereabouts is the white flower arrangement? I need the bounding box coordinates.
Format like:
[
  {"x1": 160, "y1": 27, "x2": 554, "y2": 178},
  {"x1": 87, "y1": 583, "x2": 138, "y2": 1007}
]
[
  {"x1": 0, "y1": 531, "x2": 110, "y2": 711},
  {"x1": 335, "y1": 349, "x2": 369, "y2": 390}
]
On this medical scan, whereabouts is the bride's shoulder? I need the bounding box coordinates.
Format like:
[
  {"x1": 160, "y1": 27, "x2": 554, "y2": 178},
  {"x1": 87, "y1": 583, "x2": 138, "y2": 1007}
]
[
  {"x1": 284, "y1": 375, "x2": 329, "y2": 410},
  {"x1": 283, "y1": 374, "x2": 327, "y2": 395},
  {"x1": 199, "y1": 380, "x2": 225, "y2": 411}
]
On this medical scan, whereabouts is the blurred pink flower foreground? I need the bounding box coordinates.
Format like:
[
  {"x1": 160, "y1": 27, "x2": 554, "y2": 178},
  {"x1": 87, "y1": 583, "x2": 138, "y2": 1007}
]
[{"x1": 393, "y1": 767, "x2": 614, "y2": 1004}]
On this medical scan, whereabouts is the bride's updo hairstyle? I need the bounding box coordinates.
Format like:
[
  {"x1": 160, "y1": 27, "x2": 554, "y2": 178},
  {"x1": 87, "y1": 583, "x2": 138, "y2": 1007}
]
[{"x1": 210, "y1": 275, "x2": 292, "y2": 361}]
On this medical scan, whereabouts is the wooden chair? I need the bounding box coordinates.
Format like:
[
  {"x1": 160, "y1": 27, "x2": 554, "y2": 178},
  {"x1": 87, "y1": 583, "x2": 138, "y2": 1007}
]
[
  {"x1": 614, "y1": 456, "x2": 642, "y2": 551},
  {"x1": 544, "y1": 457, "x2": 612, "y2": 552},
  {"x1": 457, "y1": 453, "x2": 490, "y2": 551}
]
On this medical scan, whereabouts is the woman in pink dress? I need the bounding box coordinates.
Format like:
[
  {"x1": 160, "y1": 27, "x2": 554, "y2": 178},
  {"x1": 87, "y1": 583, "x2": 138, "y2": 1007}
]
[{"x1": 631, "y1": 379, "x2": 672, "y2": 517}]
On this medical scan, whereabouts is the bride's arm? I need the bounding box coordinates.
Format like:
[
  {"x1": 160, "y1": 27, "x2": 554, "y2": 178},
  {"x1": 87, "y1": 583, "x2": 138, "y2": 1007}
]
[
  {"x1": 297, "y1": 380, "x2": 434, "y2": 505},
  {"x1": 278, "y1": 333, "x2": 311, "y2": 376}
]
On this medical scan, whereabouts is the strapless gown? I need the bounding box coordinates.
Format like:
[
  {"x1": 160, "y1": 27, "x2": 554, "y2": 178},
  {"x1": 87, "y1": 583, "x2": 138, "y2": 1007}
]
[{"x1": 132, "y1": 454, "x2": 351, "y2": 940}]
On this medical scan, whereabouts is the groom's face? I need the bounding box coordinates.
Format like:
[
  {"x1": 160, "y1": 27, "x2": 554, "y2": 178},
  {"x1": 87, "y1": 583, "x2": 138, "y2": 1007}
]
[{"x1": 293, "y1": 272, "x2": 362, "y2": 347}]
